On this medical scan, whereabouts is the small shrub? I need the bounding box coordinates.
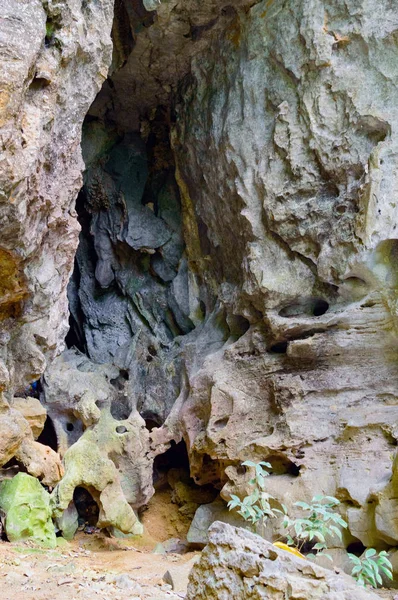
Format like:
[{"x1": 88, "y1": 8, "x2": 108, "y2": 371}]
[
  {"x1": 349, "y1": 548, "x2": 393, "y2": 588},
  {"x1": 227, "y1": 460, "x2": 283, "y2": 527},
  {"x1": 283, "y1": 495, "x2": 348, "y2": 558},
  {"x1": 228, "y1": 462, "x2": 347, "y2": 560}
]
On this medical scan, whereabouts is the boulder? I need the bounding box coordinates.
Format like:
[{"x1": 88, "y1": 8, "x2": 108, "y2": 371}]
[
  {"x1": 0, "y1": 472, "x2": 56, "y2": 548},
  {"x1": 187, "y1": 522, "x2": 382, "y2": 600},
  {"x1": 163, "y1": 556, "x2": 199, "y2": 593},
  {"x1": 187, "y1": 499, "x2": 250, "y2": 546},
  {"x1": 11, "y1": 397, "x2": 46, "y2": 439}
]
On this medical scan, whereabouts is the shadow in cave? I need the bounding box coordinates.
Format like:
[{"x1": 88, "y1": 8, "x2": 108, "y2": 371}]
[
  {"x1": 153, "y1": 439, "x2": 190, "y2": 486},
  {"x1": 37, "y1": 416, "x2": 58, "y2": 452},
  {"x1": 74, "y1": 487, "x2": 99, "y2": 527}
]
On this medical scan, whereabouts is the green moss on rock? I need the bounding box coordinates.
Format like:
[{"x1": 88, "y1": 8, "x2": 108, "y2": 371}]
[{"x1": 0, "y1": 472, "x2": 56, "y2": 548}]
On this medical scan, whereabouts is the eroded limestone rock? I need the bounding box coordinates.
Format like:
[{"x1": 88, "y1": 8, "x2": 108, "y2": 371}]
[
  {"x1": 11, "y1": 397, "x2": 46, "y2": 439},
  {"x1": 187, "y1": 522, "x2": 381, "y2": 600},
  {"x1": 0, "y1": 0, "x2": 114, "y2": 395},
  {"x1": 0, "y1": 472, "x2": 56, "y2": 548},
  {"x1": 44, "y1": 349, "x2": 152, "y2": 532},
  {"x1": 165, "y1": 0, "x2": 398, "y2": 565}
]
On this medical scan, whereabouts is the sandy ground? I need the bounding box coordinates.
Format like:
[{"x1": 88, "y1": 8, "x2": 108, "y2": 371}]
[
  {"x1": 0, "y1": 532, "x2": 199, "y2": 600},
  {"x1": 0, "y1": 484, "x2": 198, "y2": 600}
]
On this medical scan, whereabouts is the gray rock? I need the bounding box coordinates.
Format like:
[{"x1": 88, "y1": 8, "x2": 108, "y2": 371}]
[
  {"x1": 187, "y1": 499, "x2": 250, "y2": 546},
  {"x1": 163, "y1": 556, "x2": 199, "y2": 593},
  {"x1": 0, "y1": 0, "x2": 114, "y2": 394},
  {"x1": 56, "y1": 501, "x2": 79, "y2": 541},
  {"x1": 187, "y1": 522, "x2": 382, "y2": 600}
]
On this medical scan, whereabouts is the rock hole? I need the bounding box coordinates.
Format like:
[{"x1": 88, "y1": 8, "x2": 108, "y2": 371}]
[
  {"x1": 145, "y1": 418, "x2": 160, "y2": 432},
  {"x1": 153, "y1": 439, "x2": 190, "y2": 485},
  {"x1": 237, "y1": 464, "x2": 247, "y2": 475},
  {"x1": 346, "y1": 540, "x2": 366, "y2": 556},
  {"x1": 212, "y1": 417, "x2": 229, "y2": 430},
  {"x1": 268, "y1": 341, "x2": 288, "y2": 354},
  {"x1": 29, "y1": 77, "x2": 50, "y2": 92},
  {"x1": 110, "y1": 371, "x2": 129, "y2": 390},
  {"x1": 73, "y1": 487, "x2": 99, "y2": 526},
  {"x1": 266, "y1": 454, "x2": 301, "y2": 476},
  {"x1": 312, "y1": 299, "x2": 329, "y2": 316},
  {"x1": 146, "y1": 345, "x2": 157, "y2": 362},
  {"x1": 116, "y1": 425, "x2": 128, "y2": 434},
  {"x1": 227, "y1": 314, "x2": 250, "y2": 337},
  {"x1": 278, "y1": 297, "x2": 329, "y2": 318},
  {"x1": 110, "y1": 396, "x2": 132, "y2": 421},
  {"x1": 37, "y1": 416, "x2": 58, "y2": 452},
  {"x1": 343, "y1": 276, "x2": 367, "y2": 286}
]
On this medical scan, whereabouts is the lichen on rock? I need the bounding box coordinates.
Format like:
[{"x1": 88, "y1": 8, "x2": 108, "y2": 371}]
[{"x1": 0, "y1": 472, "x2": 56, "y2": 548}]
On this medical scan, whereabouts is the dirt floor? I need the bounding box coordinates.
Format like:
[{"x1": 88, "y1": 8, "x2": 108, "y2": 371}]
[{"x1": 0, "y1": 484, "x2": 199, "y2": 600}]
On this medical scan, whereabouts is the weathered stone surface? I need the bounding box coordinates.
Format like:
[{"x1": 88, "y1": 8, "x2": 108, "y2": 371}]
[
  {"x1": 44, "y1": 349, "x2": 152, "y2": 531},
  {"x1": 0, "y1": 394, "x2": 62, "y2": 486},
  {"x1": 0, "y1": 0, "x2": 114, "y2": 395},
  {"x1": 187, "y1": 498, "x2": 249, "y2": 546},
  {"x1": 163, "y1": 556, "x2": 199, "y2": 593},
  {"x1": 11, "y1": 396, "x2": 46, "y2": 438},
  {"x1": 15, "y1": 437, "x2": 63, "y2": 488},
  {"x1": 187, "y1": 522, "x2": 381, "y2": 600},
  {"x1": 0, "y1": 398, "x2": 31, "y2": 467},
  {"x1": 0, "y1": 472, "x2": 56, "y2": 548},
  {"x1": 55, "y1": 500, "x2": 78, "y2": 541},
  {"x1": 165, "y1": 0, "x2": 398, "y2": 563}
]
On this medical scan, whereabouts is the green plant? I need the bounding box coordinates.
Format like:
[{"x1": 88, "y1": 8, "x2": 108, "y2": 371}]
[
  {"x1": 228, "y1": 462, "x2": 348, "y2": 561},
  {"x1": 282, "y1": 495, "x2": 348, "y2": 559},
  {"x1": 349, "y1": 548, "x2": 393, "y2": 588},
  {"x1": 227, "y1": 460, "x2": 283, "y2": 527}
]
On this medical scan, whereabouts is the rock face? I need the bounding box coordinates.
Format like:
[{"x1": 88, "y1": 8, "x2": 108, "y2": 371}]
[
  {"x1": 0, "y1": 0, "x2": 113, "y2": 394},
  {"x1": 168, "y1": 0, "x2": 398, "y2": 559},
  {"x1": 1, "y1": 0, "x2": 398, "y2": 559},
  {"x1": 43, "y1": 348, "x2": 151, "y2": 531},
  {"x1": 0, "y1": 0, "x2": 114, "y2": 496},
  {"x1": 187, "y1": 522, "x2": 381, "y2": 600}
]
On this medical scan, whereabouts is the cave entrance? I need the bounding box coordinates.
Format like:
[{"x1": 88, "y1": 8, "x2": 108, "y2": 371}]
[
  {"x1": 153, "y1": 439, "x2": 190, "y2": 486},
  {"x1": 73, "y1": 487, "x2": 99, "y2": 527},
  {"x1": 37, "y1": 416, "x2": 58, "y2": 452}
]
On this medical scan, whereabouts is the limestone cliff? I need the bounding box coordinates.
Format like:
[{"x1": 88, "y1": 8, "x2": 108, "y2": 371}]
[{"x1": 1, "y1": 0, "x2": 398, "y2": 573}]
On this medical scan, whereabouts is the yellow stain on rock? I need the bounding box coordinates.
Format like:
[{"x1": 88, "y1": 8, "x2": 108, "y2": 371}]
[
  {"x1": 273, "y1": 541, "x2": 305, "y2": 559},
  {"x1": 0, "y1": 247, "x2": 28, "y2": 320}
]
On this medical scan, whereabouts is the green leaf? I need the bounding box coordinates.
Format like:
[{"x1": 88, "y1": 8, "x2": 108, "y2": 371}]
[
  {"x1": 242, "y1": 460, "x2": 256, "y2": 468},
  {"x1": 313, "y1": 543, "x2": 325, "y2": 550},
  {"x1": 379, "y1": 565, "x2": 393, "y2": 580},
  {"x1": 365, "y1": 548, "x2": 377, "y2": 558}
]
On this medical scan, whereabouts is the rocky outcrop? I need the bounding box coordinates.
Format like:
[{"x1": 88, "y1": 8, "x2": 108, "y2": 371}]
[
  {"x1": 0, "y1": 0, "x2": 113, "y2": 395},
  {"x1": 166, "y1": 0, "x2": 398, "y2": 559},
  {"x1": 0, "y1": 472, "x2": 57, "y2": 548},
  {"x1": 187, "y1": 522, "x2": 381, "y2": 600},
  {"x1": 1, "y1": 0, "x2": 398, "y2": 557},
  {"x1": 0, "y1": 0, "x2": 114, "y2": 492},
  {"x1": 43, "y1": 348, "x2": 151, "y2": 531}
]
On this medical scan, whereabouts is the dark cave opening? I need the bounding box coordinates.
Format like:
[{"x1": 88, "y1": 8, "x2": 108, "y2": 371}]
[
  {"x1": 37, "y1": 416, "x2": 58, "y2": 452},
  {"x1": 346, "y1": 540, "x2": 366, "y2": 556},
  {"x1": 266, "y1": 454, "x2": 301, "y2": 476},
  {"x1": 269, "y1": 340, "x2": 288, "y2": 354},
  {"x1": 279, "y1": 297, "x2": 329, "y2": 318},
  {"x1": 73, "y1": 487, "x2": 99, "y2": 527},
  {"x1": 153, "y1": 439, "x2": 190, "y2": 486}
]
